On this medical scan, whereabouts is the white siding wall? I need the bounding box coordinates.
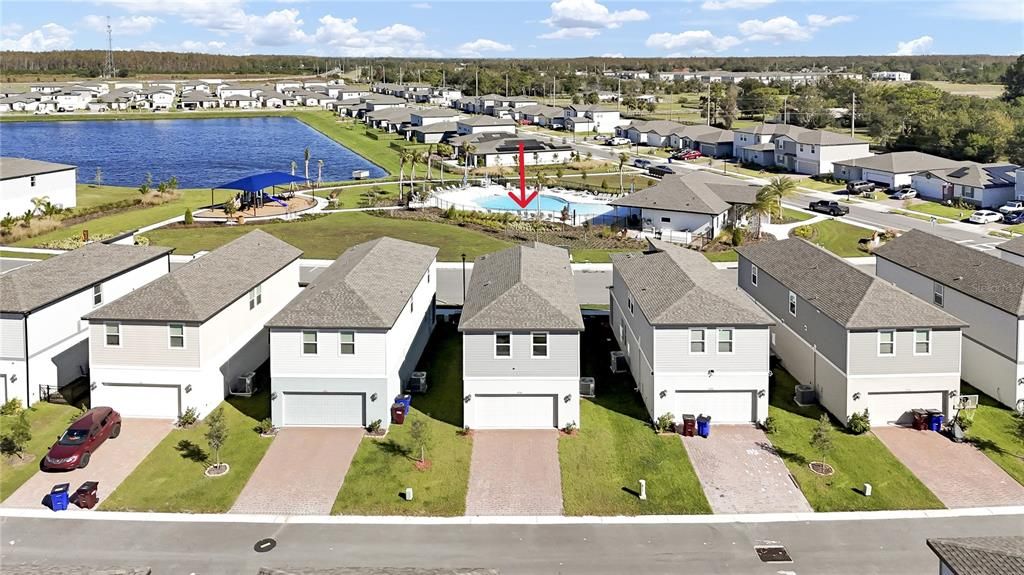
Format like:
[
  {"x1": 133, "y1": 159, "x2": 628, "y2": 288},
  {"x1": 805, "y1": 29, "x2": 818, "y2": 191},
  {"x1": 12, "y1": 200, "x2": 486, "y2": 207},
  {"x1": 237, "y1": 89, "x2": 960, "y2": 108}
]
[
  {"x1": 814, "y1": 143, "x2": 871, "y2": 175},
  {"x1": 640, "y1": 209, "x2": 715, "y2": 235},
  {"x1": 0, "y1": 169, "x2": 77, "y2": 219},
  {"x1": 89, "y1": 322, "x2": 201, "y2": 368}
]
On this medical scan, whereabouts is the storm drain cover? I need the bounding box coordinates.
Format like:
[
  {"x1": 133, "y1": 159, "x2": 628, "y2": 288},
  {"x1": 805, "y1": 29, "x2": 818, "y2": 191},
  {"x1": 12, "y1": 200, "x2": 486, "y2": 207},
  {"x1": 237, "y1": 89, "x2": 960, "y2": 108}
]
[
  {"x1": 755, "y1": 545, "x2": 792, "y2": 563},
  {"x1": 254, "y1": 538, "x2": 277, "y2": 553}
]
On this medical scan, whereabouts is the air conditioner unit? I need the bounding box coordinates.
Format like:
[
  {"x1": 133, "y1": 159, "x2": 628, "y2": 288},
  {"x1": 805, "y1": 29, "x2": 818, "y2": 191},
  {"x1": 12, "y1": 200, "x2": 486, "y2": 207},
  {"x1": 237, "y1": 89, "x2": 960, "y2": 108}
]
[
  {"x1": 794, "y1": 384, "x2": 816, "y2": 406},
  {"x1": 610, "y1": 351, "x2": 628, "y2": 374},
  {"x1": 580, "y1": 377, "x2": 596, "y2": 398},
  {"x1": 407, "y1": 371, "x2": 428, "y2": 394},
  {"x1": 230, "y1": 371, "x2": 256, "y2": 397}
]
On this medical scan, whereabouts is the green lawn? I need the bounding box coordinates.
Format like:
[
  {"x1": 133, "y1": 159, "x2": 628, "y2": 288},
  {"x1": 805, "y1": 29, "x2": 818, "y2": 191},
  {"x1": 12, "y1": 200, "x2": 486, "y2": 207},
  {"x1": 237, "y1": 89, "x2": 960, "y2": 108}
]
[
  {"x1": 797, "y1": 219, "x2": 871, "y2": 258},
  {"x1": 961, "y1": 384, "x2": 1024, "y2": 486},
  {"x1": 74, "y1": 184, "x2": 141, "y2": 210},
  {"x1": 144, "y1": 211, "x2": 511, "y2": 261},
  {"x1": 781, "y1": 207, "x2": 813, "y2": 222},
  {"x1": 923, "y1": 81, "x2": 1005, "y2": 99},
  {"x1": 905, "y1": 201, "x2": 968, "y2": 221},
  {"x1": 892, "y1": 210, "x2": 952, "y2": 225},
  {"x1": 799, "y1": 179, "x2": 844, "y2": 193},
  {"x1": 571, "y1": 248, "x2": 633, "y2": 263},
  {"x1": 0, "y1": 249, "x2": 52, "y2": 259},
  {"x1": 102, "y1": 390, "x2": 273, "y2": 513},
  {"x1": 703, "y1": 249, "x2": 738, "y2": 262},
  {"x1": 0, "y1": 402, "x2": 80, "y2": 502},
  {"x1": 333, "y1": 325, "x2": 472, "y2": 516},
  {"x1": 767, "y1": 370, "x2": 944, "y2": 511},
  {"x1": 328, "y1": 183, "x2": 401, "y2": 208},
  {"x1": 294, "y1": 111, "x2": 399, "y2": 175},
  {"x1": 560, "y1": 318, "x2": 712, "y2": 515}
]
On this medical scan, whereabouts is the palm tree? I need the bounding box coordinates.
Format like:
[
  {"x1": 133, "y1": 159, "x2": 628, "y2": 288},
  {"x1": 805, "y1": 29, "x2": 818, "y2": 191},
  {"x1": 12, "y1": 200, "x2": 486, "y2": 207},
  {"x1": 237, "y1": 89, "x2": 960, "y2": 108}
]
[
  {"x1": 761, "y1": 175, "x2": 799, "y2": 223},
  {"x1": 398, "y1": 149, "x2": 412, "y2": 202},
  {"x1": 618, "y1": 153, "x2": 629, "y2": 193},
  {"x1": 290, "y1": 160, "x2": 297, "y2": 191},
  {"x1": 303, "y1": 147, "x2": 311, "y2": 182},
  {"x1": 29, "y1": 196, "x2": 50, "y2": 216},
  {"x1": 317, "y1": 159, "x2": 324, "y2": 186}
]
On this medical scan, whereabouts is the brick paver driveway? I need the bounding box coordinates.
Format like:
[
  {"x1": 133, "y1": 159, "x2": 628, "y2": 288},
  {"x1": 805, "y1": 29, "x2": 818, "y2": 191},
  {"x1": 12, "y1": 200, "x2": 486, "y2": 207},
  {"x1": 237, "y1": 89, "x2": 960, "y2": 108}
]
[
  {"x1": 873, "y1": 427, "x2": 1024, "y2": 508},
  {"x1": 465, "y1": 430, "x2": 562, "y2": 516},
  {"x1": 230, "y1": 427, "x2": 363, "y2": 515},
  {"x1": 2, "y1": 418, "x2": 172, "y2": 510},
  {"x1": 682, "y1": 425, "x2": 812, "y2": 514}
]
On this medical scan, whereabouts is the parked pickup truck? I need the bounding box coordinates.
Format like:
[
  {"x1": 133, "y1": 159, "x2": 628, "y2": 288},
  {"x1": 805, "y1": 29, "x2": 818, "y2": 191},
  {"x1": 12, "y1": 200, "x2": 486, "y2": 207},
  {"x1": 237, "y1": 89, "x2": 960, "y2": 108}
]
[
  {"x1": 808, "y1": 200, "x2": 850, "y2": 216},
  {"x1": 998, "y1": 201, "x2": 1024, "y2": 215}
]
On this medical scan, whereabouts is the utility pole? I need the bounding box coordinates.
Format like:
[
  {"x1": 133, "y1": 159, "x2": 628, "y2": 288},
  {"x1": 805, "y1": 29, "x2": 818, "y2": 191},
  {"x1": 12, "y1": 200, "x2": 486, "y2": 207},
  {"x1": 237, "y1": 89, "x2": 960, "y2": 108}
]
[
  {"x1": 706, "y1": 83, "x2": 711, "y2": 126},
  {"x1": 851, "y1": 92, "x2": 856, "y2": 136},
  {"x1": 782, "y1": 94, "x2": 788, "y2": 125},
  {"x1": 475, "y1": 67, "x2": 479, "y2": 97},
  {"x1": 505, "y1": 71, "x2": 508, "y2": 98},
  {"x1": 103, "y1": 16, "x2": 115, "y2": 79},
  {"x1": 617, "y1": 77, "x2": 621, "y2": 111}
]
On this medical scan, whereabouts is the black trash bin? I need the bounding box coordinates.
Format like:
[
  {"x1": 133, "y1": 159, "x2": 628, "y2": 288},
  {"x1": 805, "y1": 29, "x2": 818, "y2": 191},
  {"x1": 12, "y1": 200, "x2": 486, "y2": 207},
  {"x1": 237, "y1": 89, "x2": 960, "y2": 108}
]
[{"x1": 74, "y1": 481, "x2": 99, "y2": 509}]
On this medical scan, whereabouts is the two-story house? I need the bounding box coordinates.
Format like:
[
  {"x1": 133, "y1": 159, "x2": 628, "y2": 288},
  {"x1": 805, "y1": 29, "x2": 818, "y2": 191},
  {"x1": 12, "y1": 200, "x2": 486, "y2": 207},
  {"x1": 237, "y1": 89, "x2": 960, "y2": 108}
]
[
  {"x1": 84, "y1": 231, "x2": 302, "y2": 419},
  {"x1": 564, "y1": 104, "x2": 628, "y2": 134},
  {"x1": 912, "y1": 163, "x2": 1019, "y2": 209},
  {"x1": 874, "y1": 230, "x2": 1024, "y2": 411},
  {"x1": 771, "y1": 130, "x2": 870, "y2": 176},
  {"x1": 610, "y1": 241, "x2": 774, "y2": 424},
  {"x1": 0, "y1": 242, "x2": 171, "y2": 406},
  {"x1": 266, "y1": 238, "x2": 437, "y2": 428},
  {"x1": 459, "y1": 242, "x2": 584, "y2": 429},
  {"x1": 737, "y1": 238, "x2": 965, "y2": 426}
]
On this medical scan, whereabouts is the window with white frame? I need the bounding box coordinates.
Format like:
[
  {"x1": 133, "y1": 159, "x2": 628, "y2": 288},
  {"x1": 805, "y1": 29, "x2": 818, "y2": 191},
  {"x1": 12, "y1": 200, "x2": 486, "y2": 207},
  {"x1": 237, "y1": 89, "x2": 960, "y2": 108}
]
[
  {"x1": 495, "y1": 332, "x2": 512, "y2": 357},
  {"x1": 718, "y1": 328, "x2": 734, "y2": 353},
  {"x1": 169, "y1": 324, "x2": 185, "y2": 348},
  {"x1": 302, "y1": 331, "x2": 318, "y2": 355},
  {"x1": 878, "y1": 330, "x2": 895, "y2": 356},
  {"x1": 933, "y1": 282, "x2": 944, "y2": 307},
  {"x1": 339, "y1": 331, "x2": 355, "y2": 355},
  {"x1": 690, "y1": 328, "x2": 706, "y2": 353},
  {"x1": 914, "y1": 329, "x2": 931, "y2": 355},
  {"x1": 619, "y1": 321, "x2": 625, "y2": 342},
  {"x1": 532, "y1": 332, "x2": 548, "y2": 357},
  {"x1": 627, "y1": 295, "x2": 634, "y2": 315},
  {"x1": 751, "y1": 264, "x2": 758, "y2": 286},
  {"x1": 249, "y1": 285, "x2": 262, "y2": 310},
  {"x1": 29, "y1": 176, "x2": 36, "y2": 187},
  {"x1": 105, "y1": 323, "x2": 120, "y2": 346},
  {"x1": 92, "y1": 284, "x2": 103, "y2": 306},
  {"x1": 788, "y1": 291, "x2": 797, "y2": 316}
]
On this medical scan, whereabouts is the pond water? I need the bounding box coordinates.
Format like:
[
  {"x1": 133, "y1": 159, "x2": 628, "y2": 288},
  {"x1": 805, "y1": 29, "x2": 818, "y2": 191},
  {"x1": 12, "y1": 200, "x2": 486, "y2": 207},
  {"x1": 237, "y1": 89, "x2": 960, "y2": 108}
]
[{"x1": 0, "y1": 117, "x2": 387, "y2": 188}]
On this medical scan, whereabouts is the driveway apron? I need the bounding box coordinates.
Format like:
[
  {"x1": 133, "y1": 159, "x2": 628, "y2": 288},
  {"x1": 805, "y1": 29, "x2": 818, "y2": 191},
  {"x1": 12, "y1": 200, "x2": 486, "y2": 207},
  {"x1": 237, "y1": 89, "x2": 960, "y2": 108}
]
[
  {"x1": 873, "y1": 426, "x2": 1024, "y2": 508},
  {"x1": 465, "y1": 430, "x2": 562, "y2": 516},
  {"x1": 230, "y1": 427, "x2": 363, "y2": 515},
  {"x1": 2, "y1": 418, "x2": 172, "y2": 510},
  {"x1": 682, "y1": 425, "x2": 812, "y2": 514}
]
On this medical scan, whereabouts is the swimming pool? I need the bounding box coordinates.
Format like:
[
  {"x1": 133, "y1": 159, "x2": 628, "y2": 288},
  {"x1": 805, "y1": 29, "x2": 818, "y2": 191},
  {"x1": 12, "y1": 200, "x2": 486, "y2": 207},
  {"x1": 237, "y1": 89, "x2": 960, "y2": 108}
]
[{"x1": 478, "y1": 193, "x2": 611, "y2": 216}]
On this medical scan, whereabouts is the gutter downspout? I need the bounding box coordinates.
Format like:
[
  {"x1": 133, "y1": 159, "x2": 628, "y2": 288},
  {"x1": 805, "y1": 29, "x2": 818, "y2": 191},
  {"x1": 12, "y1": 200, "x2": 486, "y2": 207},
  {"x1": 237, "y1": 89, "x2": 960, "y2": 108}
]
[{"x1": 23, "y1": 312, "x2": 30, "y2": 407}]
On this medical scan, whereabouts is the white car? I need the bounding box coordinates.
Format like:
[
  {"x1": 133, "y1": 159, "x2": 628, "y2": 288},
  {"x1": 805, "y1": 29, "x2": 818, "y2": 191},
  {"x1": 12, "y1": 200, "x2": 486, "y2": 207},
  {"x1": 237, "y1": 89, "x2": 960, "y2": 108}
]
[
  {"x1": 607, "y1": 137, "x2": 630, "y2": 146},
  {"x1": 891, "y1": 188, "x2": 917, "y2": 200},
  {"x1": 969, "y1": 210, "x2": 1003, "y2": 224},
  {"x1": 998, "y1": 201, "x2": 1024, "y2": 215}
]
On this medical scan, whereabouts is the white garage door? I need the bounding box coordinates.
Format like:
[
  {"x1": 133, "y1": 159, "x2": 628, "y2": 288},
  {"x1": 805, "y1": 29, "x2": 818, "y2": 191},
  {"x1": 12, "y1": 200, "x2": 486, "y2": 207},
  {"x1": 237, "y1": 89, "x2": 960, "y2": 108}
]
[
  {"x1": 283, "y1": 392, "x2": 364, "y2": 426},
  {"x1": 865, "y1": 391, "x2": 944, "y2": 426},
  {"x1": 862, "y1": 169, "x2": 894, "y2": 187},
  {"x1": 796, "y1": 160, "x2": 818, "y2": 175},
  {"x1": 474, "y1": 394, "x2": 556, "y2": 429},
  {"x1": 676, "y1": 390, "x2": 756, "y2": 423},
  {"x1": 101, "y1": 383, "x2": 179, "y2": 419}
]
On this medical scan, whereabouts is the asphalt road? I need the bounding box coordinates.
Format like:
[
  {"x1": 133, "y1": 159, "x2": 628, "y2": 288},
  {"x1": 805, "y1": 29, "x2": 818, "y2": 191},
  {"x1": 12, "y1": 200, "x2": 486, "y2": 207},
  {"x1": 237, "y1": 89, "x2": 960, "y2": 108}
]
[{"x1": 2, "y1": 513, "x2": 1021, "y2": 574}]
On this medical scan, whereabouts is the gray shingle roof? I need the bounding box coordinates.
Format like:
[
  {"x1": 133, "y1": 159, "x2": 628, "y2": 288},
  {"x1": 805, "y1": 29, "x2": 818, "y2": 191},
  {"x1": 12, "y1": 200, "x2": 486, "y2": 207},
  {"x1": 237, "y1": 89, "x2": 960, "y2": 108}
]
[
  {"x1": 0, "y1": 243, "x2": 172, "y2": 314},
  {"x1": 832, "y1": 151, "x2": 963, "y2": 174},
  {"x1": 85, "y1": 230, "x2": 301, "y2": 323},
  {"x1": 410, "y1": 121, "x2": 459, "y2": 134},
  {"x1": 735, "y1": 123, "x2": 809, "y2": 138},
  {"x1": 267, "y1": 237, "x2": 436, "y2": 329},
  {"x1": 610, "y1": 173, "x2": 757, "y2": 214},
  {"x1": 459, "y1": 242, "x2": 584, "y2": 332},
  {"x1": 458, "y1": 115, "x2": 516, "y2": 127},
  {"x1": 736, "y1": 238, "x2": 966, "y2": 330},
  {"x1": 919, "y1": 163, "x2": 1018, "y2": 189},
  {"x1": 997, "y1": 235, "x2": 1024, "y2": 259},
  {"x1": 0, "y1": 157, "x2": 76, "y2": 180},
  {"x1": 612, "y1": 241, "x2": 773, "y2": 327},
  {"x1": 782, "y1": 129, "x2": 865, "y2": 146},
  {"x1": 927, "y1": 537, "x2": 1024, "y2": 575},
  {"x1": 410, "y1": 108, "x2": 460, "y2": 118},
  {"x1": 625, "y1": 120, "x2": 687, "y2": 137},
  {"x1": 873, "y1": 229, "x2": 1024, "y2": 316}
]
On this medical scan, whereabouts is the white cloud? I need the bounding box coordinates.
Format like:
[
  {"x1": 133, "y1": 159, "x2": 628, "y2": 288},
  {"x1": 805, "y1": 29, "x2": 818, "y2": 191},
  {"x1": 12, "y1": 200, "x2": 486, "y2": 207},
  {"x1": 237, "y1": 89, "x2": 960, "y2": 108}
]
[
  {"x1": 0, "y1": 23, "x2": 74, "y2": 51},
  {"x1": 311, "y1": 15, "x2": 439, "y2": 57},
  {"x1": 245, "y1": 9, "x2": 308, "y2": 46},
  {"x1": 1, "y1": 23, "x2": 24, "y2": 37},
  {"x1": 701, "y1": 0, "x2": 775, "y2": 10},
  {"x1": 948, "y1": 0, "x2": 1024, "y2": 22},
  {"x1": 83, "y1": 15, "x2": 162, "y2": 36},
  {"x1": 646, "y1": 29, "x2": 741, "y2": 53},
  {"x1": 411, "y1": 2, "x2": 432, "y2": 8},
  {"x1": 90, "y1": 0, "x2": 247, "y2": 33},
  {"x1": 141, "y1": 39, "x2": 228, "y2": 53},
  {"x1": 601, "y1": 52, "x2": 625, "y2": 58},
  {"x1": 806, "y1": 14, "x2": 854, "y2": 27},
  {"x1": 457, "y1": 38, "x2": 513, "y2": 56},
  {"x1": 541, "y1": 0, "x2": 648, "y2": 40},
  {"x1": 890, "y1": 35, "x2": 934, "y2": 56},
  {"x1": 738, "y1": 16, "x2": 811, "y2": 42}
]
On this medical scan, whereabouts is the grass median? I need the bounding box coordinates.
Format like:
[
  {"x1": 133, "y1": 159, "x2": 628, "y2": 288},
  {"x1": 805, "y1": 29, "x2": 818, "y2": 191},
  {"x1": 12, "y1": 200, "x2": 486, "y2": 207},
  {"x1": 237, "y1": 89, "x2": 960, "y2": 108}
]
[
  {"x1": 961, "y1": 383, "x2": 1024, "y2": 486},
  {"x1": 792, "y1": 219, "x2": 871, "y2": 258}
]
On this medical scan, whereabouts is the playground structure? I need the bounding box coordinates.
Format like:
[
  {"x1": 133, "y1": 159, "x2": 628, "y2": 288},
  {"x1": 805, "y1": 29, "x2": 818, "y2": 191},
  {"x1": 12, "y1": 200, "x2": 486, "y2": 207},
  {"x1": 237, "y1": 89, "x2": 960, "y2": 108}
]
[{"x1": 195, "y1": 171, "x2": 318, "y2": 221}]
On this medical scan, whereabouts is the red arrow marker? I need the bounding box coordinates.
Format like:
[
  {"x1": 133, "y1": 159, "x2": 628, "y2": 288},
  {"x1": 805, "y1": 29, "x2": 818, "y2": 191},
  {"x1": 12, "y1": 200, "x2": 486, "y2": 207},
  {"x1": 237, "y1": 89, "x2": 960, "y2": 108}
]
[{"x1": 508, "y1": 141, "x2": 537, "y2": 208}]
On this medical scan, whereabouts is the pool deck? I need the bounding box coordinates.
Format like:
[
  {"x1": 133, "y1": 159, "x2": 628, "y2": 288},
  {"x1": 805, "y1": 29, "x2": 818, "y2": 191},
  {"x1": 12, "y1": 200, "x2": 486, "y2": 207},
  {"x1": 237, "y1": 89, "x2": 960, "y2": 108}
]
[{"x1": 428, "y1": 184, "x2": 614, "y2": 221}]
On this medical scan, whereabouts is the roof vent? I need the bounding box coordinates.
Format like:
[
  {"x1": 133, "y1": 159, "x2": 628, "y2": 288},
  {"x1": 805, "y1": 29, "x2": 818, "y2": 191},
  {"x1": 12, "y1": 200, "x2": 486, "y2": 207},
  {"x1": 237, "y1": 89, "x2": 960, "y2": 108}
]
[{"x1": 954, "y1": 276, "x2": 963, "y2": 281}]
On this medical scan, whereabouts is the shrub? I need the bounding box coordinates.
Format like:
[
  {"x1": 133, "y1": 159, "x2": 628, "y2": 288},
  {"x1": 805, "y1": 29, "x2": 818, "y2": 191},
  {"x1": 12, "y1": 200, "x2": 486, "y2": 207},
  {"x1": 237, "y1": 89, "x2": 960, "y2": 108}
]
[
  {"x1": 655, "y1": 412, "x2": 676, "y2": 433},
  {"x1": 792, "y1": 225, "x2": 814, "y2": 239},
  {"x1": 954, "y1": 411, "x2": 974, "y2": 432},
  {"x1": 762, "y1": 416, "x2": 778, "y2": 434},
  {"x1": 0, "y1": 398, "x2": 23, "y2": 416},
  {"x1": 0, "y1": 411, "x2": 31, "y2": 459},
  {"x1": 134, "y1": 235, "x2": 150, "y2": 246},
  {"x1": 562, "y1": 421, "x2": 578, "y2": 434},
  {"x1": 731, "y1": 226, "x2": 745, "y2": 246},
  {"x1": 177, "y1": 406, "x2": 199, "y2": 428},
  {"x1": 205, "y1": 407, "x2": 228, "y2": 468},
  {"x1": 183, "y1": 207, "x2": 194, "y2": 225},
  {"x1": 847, "y1": 409, "x2": 871, "y2": 435},
  {"x1": 254, "y1": 418, "x2": 275, "y2": 435},
  {"x1": 67, "y1": 405, "x2": 88, "y2": 424},
  {"x1": 366, "y1": 419, "x2": 383, "y2": 435}
]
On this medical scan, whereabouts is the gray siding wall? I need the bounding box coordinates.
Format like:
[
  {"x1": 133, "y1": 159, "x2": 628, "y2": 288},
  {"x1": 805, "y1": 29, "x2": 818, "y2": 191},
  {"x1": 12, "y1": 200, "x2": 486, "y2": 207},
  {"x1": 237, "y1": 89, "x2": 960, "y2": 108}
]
[
  {"x1": 463, "y1": 331, "x2": 580, "y2": 379},
  {"x1": 655, "y1": 327, "x2": 770, "y2": 373},
  {"x1": 737, "y1": 256, "x2": 848, "y2": 370},
  {"x1": 89, "y1": 321, "x2": 201, "y2": 368},
  {"x1": 610, "y1": 267, "x2": 655, "y2": 361},
  {"x1": 847, "y1": 329, "x2": 961, "y2": 376}
]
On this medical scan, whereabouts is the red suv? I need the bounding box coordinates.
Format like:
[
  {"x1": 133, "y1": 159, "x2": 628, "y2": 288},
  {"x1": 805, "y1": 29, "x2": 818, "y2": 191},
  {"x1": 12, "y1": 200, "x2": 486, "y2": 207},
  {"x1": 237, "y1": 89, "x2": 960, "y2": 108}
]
[{"x1": 42, "y1": 407, "x2": 122, "y2": 471}]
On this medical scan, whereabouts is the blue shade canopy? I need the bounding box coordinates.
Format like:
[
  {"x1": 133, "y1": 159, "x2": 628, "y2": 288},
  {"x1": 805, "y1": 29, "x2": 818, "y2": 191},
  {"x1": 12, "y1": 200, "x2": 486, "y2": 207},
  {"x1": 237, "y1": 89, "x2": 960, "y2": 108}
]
[{"x1": 214, "y1": 171, "x2": 309, "y2": 193}]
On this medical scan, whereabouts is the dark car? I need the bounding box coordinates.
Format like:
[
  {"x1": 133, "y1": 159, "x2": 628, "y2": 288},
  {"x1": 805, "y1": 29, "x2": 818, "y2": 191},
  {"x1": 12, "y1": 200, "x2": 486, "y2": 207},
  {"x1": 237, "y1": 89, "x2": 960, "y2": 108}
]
[
  {"x1": 846, "y1": 180, "x2": 876, "y2": 194},
  {"x1": 1003, "y1": 211, "x2": 1024, "y2": 225},
  {"x1": 648, "y1": 165, "x2": 677, "y2": 178},
  {"x1": 42, "y1": 407, "x2": 121, "y2": 471},
  {"x1": 808, "y1": 200, "x2": 850, "y2": 217}
]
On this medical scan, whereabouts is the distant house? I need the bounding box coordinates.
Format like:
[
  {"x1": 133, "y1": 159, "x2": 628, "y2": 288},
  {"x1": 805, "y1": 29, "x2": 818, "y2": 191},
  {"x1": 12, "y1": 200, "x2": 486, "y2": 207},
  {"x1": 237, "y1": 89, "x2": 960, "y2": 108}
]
[
  {"x1": 927, "y1": 536, "x2": 1024, "y2": 575},
  {"x1": 564, "y1": 104, "x2": 628, "y2": 133},
  {"x1": 518, "y1": 104, "x2": 566, "y2": 129},
  {"x1": 912, "y1": 163, "x2": 1019, "y2": 209},
  {"x1": 84, "y1": 231, "x2": 302, "y2": 419},
  {"x1": 611, "y1": 240, "x2": 774, "y2": 423},
  {"x1": 460, "y1": 134, "x2": 573, "y2": 167},
  {"x1": 737, "y1": 238, "x2": 965, "y2": 426},
  {"x1": 459, "y1": 243, "x2": 584, "y2": 429},
  {"x1": 832, "y1": 151, "x2": 963, "y2": 188},
  {"x1": 455, "y1": 115, "x2": 517, "y2": 136},
  {"x1": 0, "y1": 157, "x2": 77, "y2": 216},
  {"x1": 179, "y1": 90, "x2": 220, "y2": 110},
  {"x1": 668, "y1": 125, "x2": 735, "y2": 158},
  {"x1": 364, "y1": 94, "x2": 407, "y2": 112},
  {"x1": 610, "y1": 172, "x2": 759, "y2": 244},
  {"x1": 0, "y1": 243, "x2": 171, "y2": 406},
  {"x1": 409, "y1": 107, "x2": 462, "y2": 127},
  {"x1": 223, "y1": 94, "x2": 259, "y2": 109},
  {"x1": 620, "y1": 120, "x2": 687, "y2": 147},
  {"x1": 871, "y1": 71, "x2": 912, "y2": 82},
  {"x1": 365, "y1": 108, "x2": 413, "y2": 133},
  {"x1": 267, "y1": 238, "x2": 437, "y2": 428},
  {"x1": 874, "y1": 230, "x2": 1024, "y2": 411}
]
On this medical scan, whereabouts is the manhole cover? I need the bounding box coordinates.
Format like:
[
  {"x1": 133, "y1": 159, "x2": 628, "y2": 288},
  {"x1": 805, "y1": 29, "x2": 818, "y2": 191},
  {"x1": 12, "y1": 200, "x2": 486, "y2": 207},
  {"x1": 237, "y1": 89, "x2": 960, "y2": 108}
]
[
  {"x1": 254, "y1": 538, "x2": 277, "y2": 553},
  {"x1": 755, "y1": 545, "x2": 792, "y2": 563}
]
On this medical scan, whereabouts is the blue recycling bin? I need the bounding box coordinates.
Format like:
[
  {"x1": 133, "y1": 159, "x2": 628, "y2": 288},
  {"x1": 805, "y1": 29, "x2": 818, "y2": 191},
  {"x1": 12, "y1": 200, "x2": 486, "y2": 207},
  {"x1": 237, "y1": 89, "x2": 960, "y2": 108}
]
[
  {"x1": 394, "y1": 394, "x2": 412, "y2": 415},
  {"x1": 50, "y1": 483, "x2": 70, "y2": 511},
  {"x1": 928, "y1": 411, "x2": 944, "y2": 432},
  {"x1": 696, "y1": 416, "x2": 711, "y2": 438}
]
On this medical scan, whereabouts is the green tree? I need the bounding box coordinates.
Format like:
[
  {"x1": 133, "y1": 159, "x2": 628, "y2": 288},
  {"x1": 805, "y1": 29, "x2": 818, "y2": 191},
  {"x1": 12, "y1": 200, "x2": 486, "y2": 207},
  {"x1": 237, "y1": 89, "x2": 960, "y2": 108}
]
[
  {"x1": 761, "y1": 176, "x2": 798, "y2": 224},
  {"x1": 139, "y1": 172, "x2": 153, "y2": 195},
  {"x1": 0, "y1": 411, "x2": 32, "y2": 459},
  {"x1": 618, "y1": 152, "x2": 629, "y2": 193},
  {"x1": 183, "y1": 207, "x2": 194, "y2": 225},
  {"x1": 1008, "y1": 123, "x2": 1024, "y2": 165},
  {"x1": 1000, "y1": 54, "x2": 1024, "y2": 101},
  {"x1": 584, "y1": 92, "x2": 599, "y2": 105},
  {"x1": 409, "y1": 417, "x2": 430, "y2": 463},
  {"x1": 810, "y1": 414, "x2": 834, "y2": 467},
  {"x1": 303, "y1": 146, "x2": 311, "y2": 182},
  {"x1": 204, "y1": 407, "x2": 228, "y2": 469}
]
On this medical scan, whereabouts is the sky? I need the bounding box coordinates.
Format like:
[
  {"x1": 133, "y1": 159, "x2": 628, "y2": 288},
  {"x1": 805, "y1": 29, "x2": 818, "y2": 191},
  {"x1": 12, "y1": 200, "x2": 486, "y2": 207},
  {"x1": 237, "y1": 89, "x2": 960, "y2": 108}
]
[{"x1": 1, "y1": 0, "x2": 1021, "y2": 59}]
